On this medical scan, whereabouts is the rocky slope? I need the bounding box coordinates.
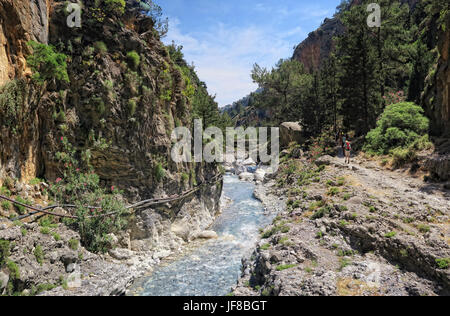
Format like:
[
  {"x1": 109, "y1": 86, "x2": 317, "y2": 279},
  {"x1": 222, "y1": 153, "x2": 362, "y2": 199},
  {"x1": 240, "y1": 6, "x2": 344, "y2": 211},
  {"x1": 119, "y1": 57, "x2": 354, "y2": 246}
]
[
  {"x1": 233, "y1": 150, "x2": 449, "y2": 296},
  {"x1": 292, "y1": 0, "x2": 419, "y2": 73},
  {"x1": 0, "y1": 0, "x2": 222, "y2": 295}
]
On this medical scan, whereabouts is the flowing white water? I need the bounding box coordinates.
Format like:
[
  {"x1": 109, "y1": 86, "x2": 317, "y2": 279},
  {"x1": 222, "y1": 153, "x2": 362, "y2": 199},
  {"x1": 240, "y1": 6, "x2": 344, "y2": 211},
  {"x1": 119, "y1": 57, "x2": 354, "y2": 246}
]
[{"x1": 133, "y1": 174, "x2": 273, "y2": 296}]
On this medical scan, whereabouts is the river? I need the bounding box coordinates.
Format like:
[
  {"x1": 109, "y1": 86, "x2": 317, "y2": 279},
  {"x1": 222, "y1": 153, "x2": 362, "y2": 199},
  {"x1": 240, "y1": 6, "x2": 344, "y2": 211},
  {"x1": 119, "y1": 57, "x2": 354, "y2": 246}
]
[{"x1": 131, "y1": 174, "x2": 274, "y2": 296}]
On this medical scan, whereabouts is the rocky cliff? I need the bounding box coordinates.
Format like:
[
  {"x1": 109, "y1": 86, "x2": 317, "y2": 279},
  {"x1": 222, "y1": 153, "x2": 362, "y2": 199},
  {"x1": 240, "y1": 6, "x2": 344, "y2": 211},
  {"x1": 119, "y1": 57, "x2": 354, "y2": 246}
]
[
  {"x1": 0, "y1": 0, "x2": 221, "y2": 198},
  {"x1": 292, "y1": 0, "x2": 419, "y2": 73},
  {"x1": 292, "y1": 17, "x2": 344, "y2": 74},
  {"x1": 423, "y1": 27, "x2": 450, "y2": 137},
  {"x1": 0, "y1": 0, "x2": 223, "y2": 295}
]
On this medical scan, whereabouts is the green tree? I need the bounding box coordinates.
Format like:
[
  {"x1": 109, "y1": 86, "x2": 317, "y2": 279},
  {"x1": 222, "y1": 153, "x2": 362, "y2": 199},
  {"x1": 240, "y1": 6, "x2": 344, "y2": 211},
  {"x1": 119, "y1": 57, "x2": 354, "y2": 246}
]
[
  {"x1": 336, "y1": 3, "x2": 381, "y2": 135},
  {"x1": 251, "y1": 59, "x2": 311, "y2": 124}
]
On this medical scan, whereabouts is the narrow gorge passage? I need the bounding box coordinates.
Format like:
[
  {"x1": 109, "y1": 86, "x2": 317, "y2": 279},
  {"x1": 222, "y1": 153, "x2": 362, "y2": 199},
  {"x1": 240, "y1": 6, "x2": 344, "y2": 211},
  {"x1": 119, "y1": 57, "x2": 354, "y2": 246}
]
[{"x1": 130, "y1": 175, "x2": 275, "y2": 296}]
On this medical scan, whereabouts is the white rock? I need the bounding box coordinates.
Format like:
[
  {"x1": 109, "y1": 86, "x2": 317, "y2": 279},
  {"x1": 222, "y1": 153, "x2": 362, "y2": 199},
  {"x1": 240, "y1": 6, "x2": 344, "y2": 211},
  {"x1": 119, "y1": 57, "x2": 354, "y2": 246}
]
[
  {"x1": 254, "y1": 169, "x2": 266, "y2": 182},
  {"x1": 243, "y1": 158, "x2": 256, "y2": 166},
  {"x1": 109, "y1": 248, "x2": 134, "y2": 260},
  {"x1": 239, "y1": 172, "x2": 254, "y2": 181},
  {"x1": 153, "y1": 250, "x2": 172, "y2": 260},
  {"x1": 195, "y1": 231, "x2": 218, "y2": 239}
]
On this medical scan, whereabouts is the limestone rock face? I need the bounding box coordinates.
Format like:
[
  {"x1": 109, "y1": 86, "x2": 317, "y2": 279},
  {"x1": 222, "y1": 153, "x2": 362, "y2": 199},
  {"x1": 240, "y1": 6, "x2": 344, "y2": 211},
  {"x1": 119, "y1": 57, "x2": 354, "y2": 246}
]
[
  {"x1": 0, "y1": 0, "x2": 49, "y2": 85},
  {"x1": 292, "y1": 17, "x2": 344, "y2": 73},
  {"x1": 423, "y1": 27, "x2": 450, "y2": 136},
  {"x1": 425, "y1": 154, "x2": 450, "y2": 181}
]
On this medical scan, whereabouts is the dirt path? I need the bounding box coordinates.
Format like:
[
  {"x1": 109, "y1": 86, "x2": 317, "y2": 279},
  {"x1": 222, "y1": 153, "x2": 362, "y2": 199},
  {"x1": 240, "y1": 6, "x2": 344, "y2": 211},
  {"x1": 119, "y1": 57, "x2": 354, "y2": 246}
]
[{"x1": 233, "y1": 153, "x2": 450, "y2": 296}]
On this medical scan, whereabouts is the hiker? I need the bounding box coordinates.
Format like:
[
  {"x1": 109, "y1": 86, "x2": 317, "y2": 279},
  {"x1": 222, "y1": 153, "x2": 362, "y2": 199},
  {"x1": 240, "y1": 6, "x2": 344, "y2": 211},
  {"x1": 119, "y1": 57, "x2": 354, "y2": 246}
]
[
  {"x1": 341, "y1": 133, "x2": 346, "y2": 155},
  {"x1": 344, "y1": 137, "x2": 352, "y2": 164}
]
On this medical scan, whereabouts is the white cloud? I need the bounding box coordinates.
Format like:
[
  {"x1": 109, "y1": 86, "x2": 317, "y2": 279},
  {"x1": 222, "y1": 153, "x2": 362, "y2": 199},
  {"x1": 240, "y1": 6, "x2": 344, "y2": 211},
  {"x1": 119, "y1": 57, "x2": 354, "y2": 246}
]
[{"x1": 163, "y1": 18, "x2": 303, "y2": 107}]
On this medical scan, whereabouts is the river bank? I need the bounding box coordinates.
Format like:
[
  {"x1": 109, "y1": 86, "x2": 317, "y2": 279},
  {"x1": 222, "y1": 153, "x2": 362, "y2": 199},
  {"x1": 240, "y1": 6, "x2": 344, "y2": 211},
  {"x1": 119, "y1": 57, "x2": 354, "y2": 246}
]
[
  {"x1": 233, "y1": 152, "x2": 450, "y2": 296},
  {"x1": 128, "y1": 174, "x2": 283, "y2": 296},
  {"x1": 0, "y1": 178, "x2": 223, "y2": 296}
]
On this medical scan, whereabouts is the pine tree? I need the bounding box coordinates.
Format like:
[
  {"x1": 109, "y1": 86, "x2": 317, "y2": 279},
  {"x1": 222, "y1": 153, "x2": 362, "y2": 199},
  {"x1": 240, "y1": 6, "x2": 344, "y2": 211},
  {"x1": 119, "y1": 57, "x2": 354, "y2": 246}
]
[{"x1": 336, "y1": 3, "x2": 380, "y2": 135}]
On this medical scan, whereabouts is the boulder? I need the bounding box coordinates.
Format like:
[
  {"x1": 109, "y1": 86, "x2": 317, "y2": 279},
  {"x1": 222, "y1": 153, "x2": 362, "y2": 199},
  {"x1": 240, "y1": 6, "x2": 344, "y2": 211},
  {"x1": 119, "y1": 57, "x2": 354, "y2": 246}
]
[
  {"x1": 239, "y1": 172, "x2": 254, "y2": 182},
  {"x1": 243, "y1": 158, "x2": 256, "y2": 166},
  {"x1": 0, "y1": 271, "x2": 9, "y2": 294},
  {"x1": 255, "y1": 169, "x2": 266, "y2": 182},
  {"x1": 109, "y1": 248, "x2": 134, "y2": 261},
  {"x1": 280, "y1": 122, "x2": 304, "y2": 149},
  {"x1": 195, "y1": 231, "x2": 218, "y2": 239},
  {"x1": 425, "y1": 154, "x2": 450, "y2": 181},
  {"x1": 315, "y1": 155, "x2": 333, "y2": 167}
]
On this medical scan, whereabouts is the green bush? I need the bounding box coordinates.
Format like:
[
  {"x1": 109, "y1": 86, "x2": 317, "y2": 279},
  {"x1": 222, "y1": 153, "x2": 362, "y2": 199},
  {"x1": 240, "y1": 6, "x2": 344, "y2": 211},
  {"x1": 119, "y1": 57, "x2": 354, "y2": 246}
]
[
  {"x1": 50, "y1": 137, "x2": 128, "y2": 253},
  {"x1": 68, "y1": 239, "x2": 79, "y2": 251},
  {"x1": 126, "y1": 51, "x2": 140, "y2": 70},
  {"x1": 26, "y1": 41, "x2": 69, "y2": 85},
  {"x1": 104, "y1": 0, "x2": 126, "y2": 16},
  {"x1": 7, "y1": 260, "x2": 20, "y2": 279},
  {"x1": 436, "y1": 258, "x2": 450, "y2": 269},
  {"x1": 260, "y1": 243, "x2": 271, "y2": 251},
  {"x1": 15, "y1": 196, "x2": 32, "y2": 215},
  {"x1": 34, "y1": 245, "x2": 44, "y2": 265},
  {"x1": 391, "y1": 147, "x2": 417, "y2": 168},
  {"x1": 0, "y1": 239, "x2": 10, "y2": 266},
  {"x1": 94, "y1": 41, "x2": 108, "y2": 54},
  {"x1": 276, "y1": 264, "x2": 297, "y2": 271},
  {"x1": 364, "y1": 102, "x2": 430, "y2": 155},
  {"x1": 29, "y1": 178, "x2": 43, "y2": 185},
  {"x1": 384, "y1": 231, "x2": 397, "y2": 238},
  {"x1": 1, "y1": 201, "x2": 11, "y2": 211},
  {"x1": 154, "y1": 163, "x2": 166, "y2": 182}
]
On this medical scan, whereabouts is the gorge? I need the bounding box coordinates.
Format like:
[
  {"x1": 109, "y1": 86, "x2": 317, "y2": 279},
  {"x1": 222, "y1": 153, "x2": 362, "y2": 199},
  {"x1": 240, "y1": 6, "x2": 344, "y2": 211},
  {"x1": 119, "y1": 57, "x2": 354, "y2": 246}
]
[{"x1": 0, "y1": 0, "x2": 449, "y2": 297}]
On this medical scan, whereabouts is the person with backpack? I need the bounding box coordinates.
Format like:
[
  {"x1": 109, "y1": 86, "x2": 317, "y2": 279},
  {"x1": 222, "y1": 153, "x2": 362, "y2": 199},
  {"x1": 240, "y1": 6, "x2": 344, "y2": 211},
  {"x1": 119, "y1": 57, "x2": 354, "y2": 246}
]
[
  {"x1": 344, "y1": 137, "x2": 352, "y2": 164},
  {"x1": 341, "y1": 133, "x2": 346, "y2": 156}
]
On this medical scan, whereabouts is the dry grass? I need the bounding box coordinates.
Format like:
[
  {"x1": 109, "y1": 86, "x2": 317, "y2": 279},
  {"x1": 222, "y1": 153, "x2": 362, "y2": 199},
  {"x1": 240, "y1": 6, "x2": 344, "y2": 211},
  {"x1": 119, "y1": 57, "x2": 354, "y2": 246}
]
[{"x1": 336, "y1": 278, "x2": 381, "y2": 296}]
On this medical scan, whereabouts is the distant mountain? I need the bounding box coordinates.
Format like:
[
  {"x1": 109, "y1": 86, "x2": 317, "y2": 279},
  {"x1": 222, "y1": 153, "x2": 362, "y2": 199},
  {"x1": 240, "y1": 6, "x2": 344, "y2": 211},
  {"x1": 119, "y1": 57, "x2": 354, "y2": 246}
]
[{"x1": 292, "y1": 0, "x2": 419, "y2": 73}]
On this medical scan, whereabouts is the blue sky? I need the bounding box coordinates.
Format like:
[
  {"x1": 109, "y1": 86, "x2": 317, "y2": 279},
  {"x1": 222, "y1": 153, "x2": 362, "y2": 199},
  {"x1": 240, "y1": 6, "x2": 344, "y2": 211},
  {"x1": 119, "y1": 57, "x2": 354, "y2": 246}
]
[{"x1": 158, "y1": 0, "x2": 341, "y2": 107}]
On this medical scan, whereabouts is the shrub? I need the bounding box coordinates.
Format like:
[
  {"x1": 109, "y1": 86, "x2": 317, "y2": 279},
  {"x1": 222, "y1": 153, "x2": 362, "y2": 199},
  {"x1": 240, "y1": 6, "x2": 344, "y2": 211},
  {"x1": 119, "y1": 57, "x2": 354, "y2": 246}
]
[
  {"x1": 7, "y1": 260, "x2": 20, "y2": 279},
  {"x1": 1, "y1": 201, "x2": 11, "y2": 211},
  {"x1": 34, "y1": 245, "x2": 44, "y2": 265},
  {"x1": 276, "y1": 264, "x2": 297, "y2": 271},
  {"x1": 260, "y1": 243, "x2": 271, "y2": 251},
  {"x1": 126, "y1": 51, "x2": 140, "y2": 70},
  {"x1": 154, "y1": 163, "x2": 166, "y2": 182},
  {"x1": 93, "y1": 41, "x2": 108, "y2": 54},
  {"x1": 436, "y1": 258, "x2": 450, "y2": 269},
  {"x1": 40, "y1": 227, "x2": 50, "y2": 235},
  {"x1": 26, "y1": 41, "x2": 69, "y2": 85},
  {"x1": 391, "y1": 147, "x2": 417, "y2": 167},
  {"x1": 327, "y1": 187, "x2": 340, "y2": 196},
  {"x1": 339, "y1": 258, "x2": 352, "y2": 271},
  {"x1": 417, "y1": 224, "x2": 430, "y2": 234},
  {"x1": 384, "y1": 231, "x2": 397, "y2": 238},
  {"x1": 50, "y1": 138, "x2": 128, "y2": 253},
  {"x1": 68, "y1": 239, "x2": 79, "y2": 251},
  {"x1": 104, "y1": 0, "x2": 126, "y2": 16},
  {"x1": 50, "y1": 232, "x2": 60, "y2": 241},
  {"x1": 15, "y1": 196, "x2": 32, "y2": 215},
  {"x1": 0, "y1": 239, "x2": 10, "y2": 266},
  {"x1": 29, "y1": 178, "x2": 42, "y2": 185},
  {"x1": 364, "y1": 102, "x2": 430, "y2": 155},
  {"x1": 0, "y1": 186, "x2": 11, "y2": 196}
]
